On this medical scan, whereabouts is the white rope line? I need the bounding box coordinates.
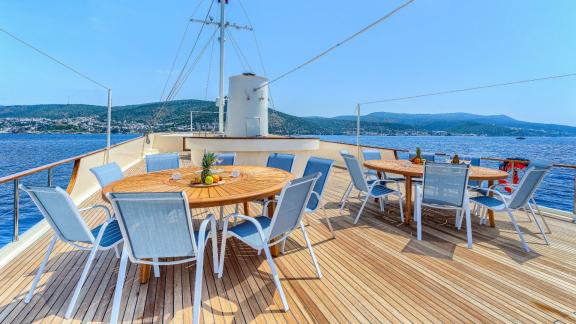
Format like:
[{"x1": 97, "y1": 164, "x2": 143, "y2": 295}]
[
  {"x1": 359, "y1": 72, "x2": 576, "y2": 105},
  {"x1": 0, "y1": 27, "x2": 109, "y2": 90},
  {"x1": 254, "y1": 0, "x2": 415, "y2": 91},
  {"x1": 164, "y1": 0, "x2": 216, "y2": 102},
  {"x1": 159, "y1": 0, "x2": 208, "y2": 101}
]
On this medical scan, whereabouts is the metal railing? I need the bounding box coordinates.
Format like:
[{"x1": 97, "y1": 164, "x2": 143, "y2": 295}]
[
  {"x1": 0, "y1": 136, "x2": 142, "y2": 242},
  {"x1": 322, "y1": 139, "x2": 576, "y2": 220}
]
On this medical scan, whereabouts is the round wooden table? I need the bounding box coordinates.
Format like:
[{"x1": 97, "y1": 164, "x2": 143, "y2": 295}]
[
  {"x1": 363, "y1": 159, "x2": 509, "y2": 226},
  {"x1": 102, "y1": 165, "x2": 294, "y2": 283}
]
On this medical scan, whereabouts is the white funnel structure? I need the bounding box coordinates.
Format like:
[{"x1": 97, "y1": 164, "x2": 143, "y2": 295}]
[{"x1": 225, "y1": 73, "x2": 269, "y2": 137}]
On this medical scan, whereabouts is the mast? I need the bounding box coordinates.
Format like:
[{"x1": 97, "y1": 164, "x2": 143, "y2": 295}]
[
  {"x1": 218, "y1": 0, "x2": 226, "y2": 133},
  {"x1": 190, "y1": 0, "x2": 251, "y2": 134}
]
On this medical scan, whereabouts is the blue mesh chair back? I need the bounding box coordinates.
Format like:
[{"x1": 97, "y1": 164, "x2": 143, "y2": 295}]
[
  {"x1": 362, "y1": 149, "x2": 381, "y2": 161},
  {"x1": 459, "y1": 156, "x2": 481, "y2": 186},
  {"x1": 303, "y1": 157, "x2": 334, "y2": 211},
  {"x1": 409, "y1": 152, "x2": 436, "y2": 162},
  {"x1": 108, "y1": 192, "x2": 198, "y2": 260},
  {"x1": 20, "y1": 185, "x2": 94, "y2": 243},
  {"x1": 267, "y1": 153, "x2": 295, "y2": 173},
  {"x1": 342, "y1": 153, "x2": 369, "y2": 192},
  {"x1": 90, "y1": 162, "x2": 124, "y2": 188},
  {"x1": 145, "y1": 153, "x2": 180, "y2": 173},
  {"x1": 269, "y1": 174, "x2": 319, "y2": 239},
  {"x1": 422, "y1": 162, "x2": 470, "y2": 208},
  {"x1": 508, "y1": 160, "x2": 552, "y2": 209},
  {"x1": 214, "y1": 152, "x2": 236, "y2": 166}
]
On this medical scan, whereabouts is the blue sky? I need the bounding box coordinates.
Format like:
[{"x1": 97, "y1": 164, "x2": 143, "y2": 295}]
[{"x1": 1, "y1": 0, "x2": 575, "y2": 125}]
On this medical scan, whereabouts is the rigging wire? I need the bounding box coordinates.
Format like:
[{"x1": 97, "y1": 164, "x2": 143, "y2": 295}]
[
  {"x1": 0, "y1": 27, "x2": 109, "y2": 90},
  {"x1": 165, "y1": 0, "x2": 216, "y2": 102},
  {"x1": 226, "y1": 29, "x2": 253, "y2": 72},
  {"x1": 168, "y1": 27, "x2": 219, "y2": 99},
  {"x1": 159, "y1": 0, "x2": 207, "y2": 101},
  {"x1": 254, "y1": 0, "x2": 415, "y2": 91},
  {"x1": 205, "y1": 33, "x2": 216, "y2": 99},
  {"x1": 359, "y1": 72, "x2": 576, "y2": 105}
]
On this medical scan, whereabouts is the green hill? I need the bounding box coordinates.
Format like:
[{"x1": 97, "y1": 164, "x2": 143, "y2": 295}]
[{"x1": 1, "y1": 99, "x2": 575, "y2": 136}]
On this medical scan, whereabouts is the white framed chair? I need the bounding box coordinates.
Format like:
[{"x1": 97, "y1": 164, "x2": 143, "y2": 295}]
[
  {"x1": 338, "y1": 150, "x2": 380, "y2": 207},
  {"x1": 340, "y1": 153, "x2": 404, "y2": 224},
  {"x1": 107, "y1": 192, "x2": 218, "y2": 324},
  {"x1": 302, "y1": 156, "x2": 336, "y2": 238},
  {"x1": 413, "y1": 162, "x2": 473, "y2": 248},
  {"x1": 470, "y1": 160, "x2": 552, "y2": 252},
  {"x1": 218, "y1": 173, "x2": 321, "y2": 312},
  {"x1": 145, "y1": 152, "x2": 180, "y2": 173},
  {"x1": 20, "y1": 185, "x2": 123, "y2": 319}
]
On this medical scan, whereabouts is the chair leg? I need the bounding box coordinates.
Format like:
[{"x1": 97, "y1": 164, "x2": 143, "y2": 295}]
[
  {"x1": 353, "y1": 194, "x2": 370, "y2": 224},
  {"x1": 192, "y1": 244, "x2": 206, "y2": 324},
  {"x1": 153, "y1": 258, "x2": 160, "y2": 278},
  {"x1": 507, "y1": 211, "x2": 530, "y2": 252},
  {"x1": 379, "y1": 197, "x2": 384, "y2": 212},
  {"x1": 114, "y1": 246, "x2": 121, "y2": 258},
  {"x1": 465, "y1": 206, "x2": 473, "y2": 249},
  {"x1": 65, "y1": 244, "x2": 99, "y2": 318},
  {"x1": 321, "y1": 206, "x2": 335, "y2": 238},
  {"x1": 416, "y1": 199, "x2": 422, "y2": 241},
  {"x1": 110, "y1": 247, "x2": 129, "y2": 324},
  {"x1": 339, "y1": 187, "x2": 352, "y2": 213},
  {"x1": 263, "y1": 246, "x2": 289, "y2": 311},
  {"x1": 339, "y1": 182, "x2": 353, "y2": 206},
  {"x1": 397, "y1": 193, "x2": 405, "y2": 223},
  {"x1": 25, "y1": 236, "x2": 57, "y2": 303},
  {"x1": 210, "y1": 228, "x2": 219, "y2": 272},
  {"x1": 300, "y1": 222, "x2": 322, "y2": 278},
  {"x1": 456, "y1": 209, "x2": 465, "y2": 230},
  {"x1": 280, "y1": 240, "x2": 287, "y2": 255},
  {"x1": 528, "y1": 203, "x2": 550, "y2": 245},
  {"x1": 217, "y1": 230, "x2": 228, "y2": 278},
  {"x1": 532, "y1": 199, "x2": 551, "y2": 233}
]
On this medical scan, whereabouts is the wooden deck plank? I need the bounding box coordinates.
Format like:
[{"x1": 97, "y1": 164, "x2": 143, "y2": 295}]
[{"x1": 1, "y1": 163, "x2": 576, "y2": 323}]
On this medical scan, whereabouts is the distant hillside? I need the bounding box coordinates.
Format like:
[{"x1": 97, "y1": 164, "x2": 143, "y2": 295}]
[
  {"x1": 1, "y1": 100, "x2": 575, "y2": 136},
  {"x1": 333, "y1": 112, "x2": 576, "y2": 136}
]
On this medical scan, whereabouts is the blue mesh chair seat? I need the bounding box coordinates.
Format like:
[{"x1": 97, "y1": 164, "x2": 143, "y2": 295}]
[
  {"x1": 340, "y1": 153, "x2": 405, "y2": 224},
  {"x1": 107, "y1": 192, "x2": 218, "y2": 324},
  {"x1": 145, "y1": 153, "x2": 180, "y2": 173},
  {"x1": 90, "y1": 162, "x2": 124, "y2": 188},
  {"x1": 229, "y1": 216, "x2": 272, "y2": 247},
  {"x1": 218, "y1": 174, "x2": 322, "y2": 312},
  {"x1": 469, "y1": 160, "x2": 552, "y2": 252},
  {"x1": 20, "y1": 185, "x2": 123, "y2": 319},
  {"x1": 89, "y1": 220, "x2": 123, "y2": 248}
]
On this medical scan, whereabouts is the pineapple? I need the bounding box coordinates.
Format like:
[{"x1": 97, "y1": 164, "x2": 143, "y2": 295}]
[
  {"x1": 413, "y1": 147, "x2": 422, "y2": 164},
  {"x1": 452, "y1": 154, "x2": 460, "y2": 164},
  {"x1": 201, "y1": 152, "x2": 217, "y2": 183}
]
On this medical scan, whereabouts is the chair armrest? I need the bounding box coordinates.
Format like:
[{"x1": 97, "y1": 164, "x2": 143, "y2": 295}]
[
  {"x1": 474, "y1": 187, "x2": 511, "y2": 206},
  {"x1": 79, "y1": 204, "x2": 113, "y2": 220},
  {"x1": 223, "y1": 214, "x2": 269, "y2": 244}
]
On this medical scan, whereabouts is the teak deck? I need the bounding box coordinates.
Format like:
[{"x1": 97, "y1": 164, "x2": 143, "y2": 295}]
[{"x1": 1, "y1": 161, "x2": 576, "y2": 323}]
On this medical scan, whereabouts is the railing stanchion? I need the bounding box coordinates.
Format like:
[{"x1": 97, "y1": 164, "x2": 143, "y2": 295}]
[
  {"x1": 573, "y1": 171, "x2": 576, "y2": 223},
  {"x1": 47, "y1": 167, "x2": 53, "y2": 187},
  {"x1": 13, "y1": 179, "x2": 19, "y2": 242}
]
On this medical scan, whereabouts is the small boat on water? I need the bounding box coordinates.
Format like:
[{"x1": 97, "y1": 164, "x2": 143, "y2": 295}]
[{"x1": 516, "y1": 136, "x2": 526, "y2": 140}]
